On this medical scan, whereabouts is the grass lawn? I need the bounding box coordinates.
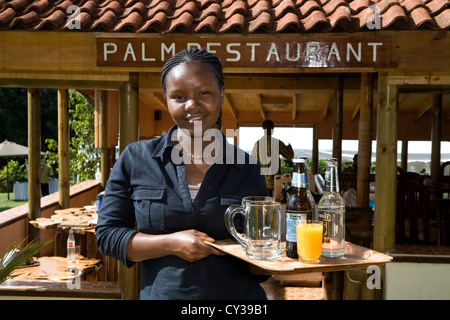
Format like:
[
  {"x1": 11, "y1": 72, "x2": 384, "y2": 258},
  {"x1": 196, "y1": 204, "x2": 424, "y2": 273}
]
[{"x1": 0, "y1": 193, "x2": 27, "y2": 212}]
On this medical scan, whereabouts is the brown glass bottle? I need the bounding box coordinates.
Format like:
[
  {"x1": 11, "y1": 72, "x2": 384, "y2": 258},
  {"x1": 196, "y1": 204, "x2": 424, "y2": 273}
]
[{"x1": 285, "y1": 159, "x2": 313, "y2": 258}]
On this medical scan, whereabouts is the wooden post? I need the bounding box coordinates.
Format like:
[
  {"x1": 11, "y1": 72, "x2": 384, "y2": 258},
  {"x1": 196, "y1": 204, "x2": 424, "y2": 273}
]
[
  {"x1": 312, "y1": 125, "x2": 318, "y2": 175},
  {"x1": 401, "y1": 140, "x2": 408, "y2": 172},
  {"x1": 96, "y1": 90, "x2": 110, "y2": 189},
  {"x1": 58, "y1": 89, "x2": 70, "y2": 209},
  {"x1": 118, "y1": 73, "x2": 139, "y2": 300},
  {"x1": 373, "y1": 72, "x2": 398, "y2": 253},
  {"x1": 430, "y1": 93, "x2": 442, "y2": 184},
  {"x1": 27, "y1": 88, "x2": 41, "y2": 241},
  {"x1": 357, "y1": 73, "x2": 374, "y2": 208},
  {"x1": 119, "y1": 73, "x2": 139, "y2": 153},
  {"x1": 332, "y1": 75, "x2": 343, "y2": 174}
]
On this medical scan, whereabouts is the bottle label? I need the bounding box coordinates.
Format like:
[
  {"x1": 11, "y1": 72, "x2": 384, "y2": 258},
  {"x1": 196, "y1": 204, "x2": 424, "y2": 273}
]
[
  {"x1": 318, "y1": 211, "x2": 331, "y2": 244},
  {"x1": 286, "y1": 211, "x2": 307, "y2": 242},
  {"x1": 291, "y1": 172, "x2": 306, "y2": 188},
  {"x1": 67, "y1": 241, "x2": 74, "y2": 248}
]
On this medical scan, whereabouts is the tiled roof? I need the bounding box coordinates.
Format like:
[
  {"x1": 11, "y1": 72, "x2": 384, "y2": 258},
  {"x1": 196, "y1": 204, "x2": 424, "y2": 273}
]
[{"x1": 0, "y1": 0, "x2": 448, "y2": 33}]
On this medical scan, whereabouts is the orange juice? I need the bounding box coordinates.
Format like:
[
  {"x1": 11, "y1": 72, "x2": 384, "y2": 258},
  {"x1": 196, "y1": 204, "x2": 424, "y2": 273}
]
[{"x1": 296, "y1": 221, "x2": 323, "y2": 263}]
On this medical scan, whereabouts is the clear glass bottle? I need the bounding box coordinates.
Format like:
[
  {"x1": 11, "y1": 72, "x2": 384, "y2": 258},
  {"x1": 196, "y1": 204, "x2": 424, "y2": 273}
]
[
  {"x1": 286, "y1": 159, "x2": 313, "y2": 258},
  {"x1": 318, "y1": 158, "x2": 345, "y2": 258},
  {"x1": 95, "y1": 162, "x2": 101, "y2": 181},
  {"x1": 67, "y1": 228, "x2": 75, "y2": 261}
]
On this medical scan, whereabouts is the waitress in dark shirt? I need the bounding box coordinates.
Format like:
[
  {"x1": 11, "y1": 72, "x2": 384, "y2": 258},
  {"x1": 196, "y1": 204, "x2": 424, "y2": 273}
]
[{"x1": 96, "y1": 48, "x2": 269, "y2": 300}]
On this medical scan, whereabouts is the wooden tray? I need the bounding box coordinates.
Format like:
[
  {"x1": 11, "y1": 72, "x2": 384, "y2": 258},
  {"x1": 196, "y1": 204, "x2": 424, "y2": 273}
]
[{"x1": 207, "y1": 239, "x2": 393, "y2": 275}]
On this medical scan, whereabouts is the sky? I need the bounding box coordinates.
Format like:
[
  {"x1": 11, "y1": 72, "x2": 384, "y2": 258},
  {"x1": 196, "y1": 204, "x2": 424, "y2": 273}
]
[{"x1": 236, "y1": 126, "x2": 450, "y2": 163}]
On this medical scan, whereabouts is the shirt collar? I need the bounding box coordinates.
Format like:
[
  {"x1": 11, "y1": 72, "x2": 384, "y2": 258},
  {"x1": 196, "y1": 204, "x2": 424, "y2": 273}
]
[{"x1": 152, "y1": 125, "x2": 245, "y2": 169}]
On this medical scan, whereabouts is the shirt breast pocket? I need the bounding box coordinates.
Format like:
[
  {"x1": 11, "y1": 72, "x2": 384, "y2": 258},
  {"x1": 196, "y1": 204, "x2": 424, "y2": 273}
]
[{"x1": 131, "y1": 187, "x2": 165, "y2": 231}]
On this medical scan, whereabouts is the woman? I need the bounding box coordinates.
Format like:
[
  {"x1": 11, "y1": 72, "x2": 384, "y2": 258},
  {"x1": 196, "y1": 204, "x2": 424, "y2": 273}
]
[{"x1": 96, "y1": 49, "x2": 269, "y2": 300}]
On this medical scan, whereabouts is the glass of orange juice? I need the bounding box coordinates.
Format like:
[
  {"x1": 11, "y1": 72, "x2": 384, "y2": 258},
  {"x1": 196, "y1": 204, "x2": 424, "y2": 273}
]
[{"x1": 296, "y1": 220, "x2": 323, "y2": 264}]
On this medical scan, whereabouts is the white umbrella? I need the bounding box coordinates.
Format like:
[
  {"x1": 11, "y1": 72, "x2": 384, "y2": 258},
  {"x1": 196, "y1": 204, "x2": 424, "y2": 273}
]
[{"x1": 0, "y1": 140, "x2": 29, "y2": 200}]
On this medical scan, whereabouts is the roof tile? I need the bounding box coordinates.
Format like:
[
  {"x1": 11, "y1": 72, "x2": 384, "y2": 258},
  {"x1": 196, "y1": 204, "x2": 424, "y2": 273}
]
[
  {"x1": 273, "y1": 0, "x2": 297, "y2": 19},
  {"x1": 113, "y1": 10, "x2": 143, "y2": 31},
  {"x1": 165, "y1": 10, "x2": 194, "y2": 33},
  {"x1": 248, "y1": 0, "x2": 271, "y2": 18},
  {"x1": 91, "y1": 8, "x2": 117, "y2": 30},
  {"x1": 136, "y1": 10, "x2": 166, "y2": 32},
  {"x1": 248, "y1": 11, "x2": 271, "y2": 32},
  {"x1": 23, "y1": 0, "x2": 50, "y2": 15},
  {"x1": 195, "y1": 13, "x2": 217, "y2": 31},
  {"x1": 0, "y1": 7, "x2": 14, "y2": 24},
  {"x1": 434, "y1": 7, "x2": 450, "y2": 28},
  {"x1": 98, "y1": 1, "x2": 122, "y2": 16},
  {"x1": 196, "y1": 2, "x2": 220, "y2": 21},
  {"x1": 218, "y1": 12, "x2": 245, "y2": 32},
  {"x1": 426, "y1": 0, "x2": 449, "y2": 14},
  {"x1": 0, "y1": 0, "x2": 447, "y2": 33},
  {"x1": 301, "y1": 9, "x2": 330, "y2": 30},
  {"x1": 172, "y1": 1, "x2": 198, "y2": 19},
  {"x1": 222, "y1": 0, "x2": 246, "y2": 20},
  {"x1": 328, "y1": 5, "x2": 352, "y2": 28},
  {"x1": 279, "y1": 11, "x2": 305, "y2": 32}
]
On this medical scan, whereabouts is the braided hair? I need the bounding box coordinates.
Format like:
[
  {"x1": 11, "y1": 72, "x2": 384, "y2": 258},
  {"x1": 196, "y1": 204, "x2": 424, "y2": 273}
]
[{"x1": 161, "y1": 48, "x2": 224, "y2": 95}]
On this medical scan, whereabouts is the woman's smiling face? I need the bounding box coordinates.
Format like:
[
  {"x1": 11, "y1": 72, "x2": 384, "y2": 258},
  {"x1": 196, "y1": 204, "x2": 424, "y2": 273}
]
[{"x1": 165, "y1": 61, "x2": 224, "y2": 137}]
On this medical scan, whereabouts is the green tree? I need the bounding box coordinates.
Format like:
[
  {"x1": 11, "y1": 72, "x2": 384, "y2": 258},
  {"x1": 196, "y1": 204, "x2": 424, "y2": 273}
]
[
  {"x1": 45, "y1": 90, "x2": 99, "y2": 184},
  {"x1": 0, "y1": 88, "x2": 57, "y2": 152},
  {"x1": 0, "y1": 160, "x2": 28, "y2": 192}
]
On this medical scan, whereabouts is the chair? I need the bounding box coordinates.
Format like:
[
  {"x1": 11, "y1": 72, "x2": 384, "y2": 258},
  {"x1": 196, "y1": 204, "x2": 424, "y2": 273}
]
[
  {"x1": 437, "y1": 200, "x2": 450, "y2": 246},
  {"x1": 396, "y1": 172, "x2": 435, "y2": 245},
  {"x1": 439, "y1": 161, "x2": 450, "y2": 199},
  {"x1": 345, "y1": 207, "x2": 374, "y2": 248}
]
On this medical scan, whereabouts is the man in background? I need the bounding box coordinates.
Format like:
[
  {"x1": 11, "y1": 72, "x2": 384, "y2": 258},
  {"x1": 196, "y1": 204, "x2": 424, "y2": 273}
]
[
  {"x1": 41, "y1": 158, "x2": 54, "y2": 196},
  {"x1": 252, "y1": 120, "x2": 294, "y2": 195}
]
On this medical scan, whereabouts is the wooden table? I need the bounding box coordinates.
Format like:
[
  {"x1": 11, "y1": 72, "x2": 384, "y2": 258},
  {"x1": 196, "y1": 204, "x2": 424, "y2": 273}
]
[
  {"x1": 29, "y1": 207, "x2": 97, "y2": 232},
  {"x1": 28, "y1": 208, "x2": 117, "y2": 282},
  {"x1": 8, "y1": 256, "x2": 102, "y2": 282}
]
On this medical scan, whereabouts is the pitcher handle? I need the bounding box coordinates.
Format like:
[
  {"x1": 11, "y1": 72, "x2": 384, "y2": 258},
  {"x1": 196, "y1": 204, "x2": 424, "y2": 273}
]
[{"x1": 224, "y1": 205, "x2": 247, "y2": 247}]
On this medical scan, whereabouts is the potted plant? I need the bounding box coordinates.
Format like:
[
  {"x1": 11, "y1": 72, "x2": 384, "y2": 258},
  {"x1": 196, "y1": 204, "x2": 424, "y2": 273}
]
[{"x1": 0, "y1": 238, "x2": 51, "y2": 284}]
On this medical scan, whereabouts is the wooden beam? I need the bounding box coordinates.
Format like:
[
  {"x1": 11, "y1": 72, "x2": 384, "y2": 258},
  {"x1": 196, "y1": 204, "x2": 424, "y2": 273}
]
[
  {"x1": 414, "y1": 94, "x2": 433, "y2": 120},
  {"x1": 27, "y1": 88, "x2": 41, "y2": 241},
  {"x1": 322, "y1": 94, "x2": 331, "y2": 120},
  {"x1": 0, "y1": 78, "x2": 125, "y2": 90},
  {"x1": 58, "y1": 89, "x2": 70, "y2": 209},
  {"x1": 373, "y1": 72, "x2": 398, "y2": 253},
  {"x1": 350, "y1": 96, "x2": 360, "y2": 121},
  {"x1": 140, "y1": 74, "x2": 362, "y2": 94},
  {"x1": 151, "y1": 92, "x2": 168, "y2": 109},
  {"x1": 292, "y1": 94, "x2": 298, "y2": 120},
  {"x1": 224, "y1": 93, "x2": 237, "y2": 119},
  {"x1": 258, "y1": 94, "x2": 266, "y2": 120},
  {"x1": 356, "y1": 73, "x2": 373, "y2": 208}
]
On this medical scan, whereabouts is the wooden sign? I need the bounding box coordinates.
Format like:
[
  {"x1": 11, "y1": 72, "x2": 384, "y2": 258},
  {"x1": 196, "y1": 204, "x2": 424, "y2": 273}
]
[{"x1": 96, "y1": 36, "x2": 391, "y2": 69}]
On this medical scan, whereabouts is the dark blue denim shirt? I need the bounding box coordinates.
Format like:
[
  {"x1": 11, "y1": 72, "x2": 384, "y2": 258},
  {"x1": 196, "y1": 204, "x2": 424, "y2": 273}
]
[{"x1": 96, "y1": 125, "x2": 269, "y2": 300}]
